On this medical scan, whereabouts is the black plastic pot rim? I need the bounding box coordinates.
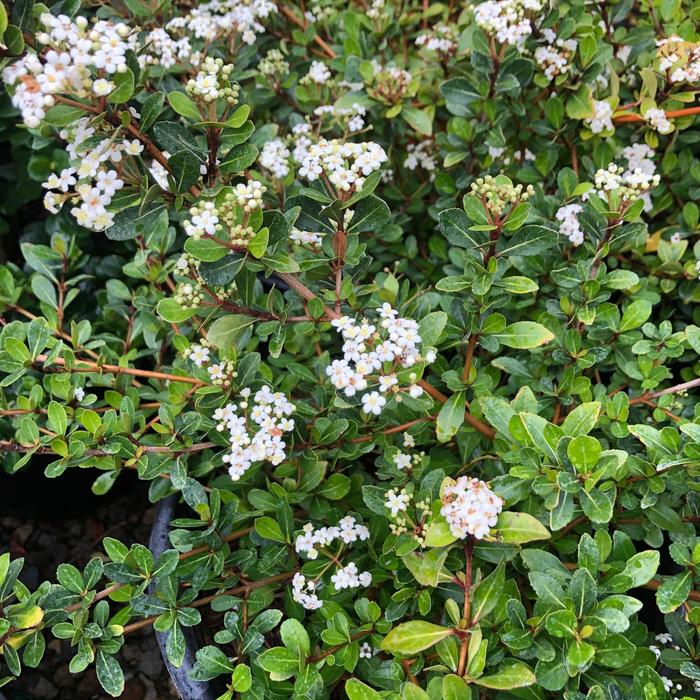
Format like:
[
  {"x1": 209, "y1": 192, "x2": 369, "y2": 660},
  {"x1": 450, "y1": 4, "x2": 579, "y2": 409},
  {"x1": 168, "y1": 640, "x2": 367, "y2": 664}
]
[{"x1": 149, "y1": 494, "x2": 220, "y2": 700}]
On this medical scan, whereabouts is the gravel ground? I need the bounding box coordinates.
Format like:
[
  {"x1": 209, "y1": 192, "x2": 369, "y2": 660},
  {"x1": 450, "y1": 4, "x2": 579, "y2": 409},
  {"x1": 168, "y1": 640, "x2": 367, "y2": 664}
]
[{"x1": 1, "y1": 467, "x2": 180, "y2": 700}]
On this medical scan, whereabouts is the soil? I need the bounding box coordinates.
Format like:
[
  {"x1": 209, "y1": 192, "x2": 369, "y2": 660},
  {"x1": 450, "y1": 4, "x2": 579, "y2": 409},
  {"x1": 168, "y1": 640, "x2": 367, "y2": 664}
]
[{"x1": 0, "y1": 466, "x2": 180, "y2": 700}]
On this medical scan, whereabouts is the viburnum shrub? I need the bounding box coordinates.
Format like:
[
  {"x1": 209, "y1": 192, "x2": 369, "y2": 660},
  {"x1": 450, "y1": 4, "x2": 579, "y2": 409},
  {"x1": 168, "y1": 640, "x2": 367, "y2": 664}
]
[{"x1": 2, "y1": 0, "x2": 700, "y2": 698}]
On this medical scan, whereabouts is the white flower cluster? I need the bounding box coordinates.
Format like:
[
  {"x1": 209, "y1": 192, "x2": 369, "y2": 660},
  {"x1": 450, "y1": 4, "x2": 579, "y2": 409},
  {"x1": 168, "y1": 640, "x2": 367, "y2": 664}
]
[
  {"x1": 592, "y1": 161, "x2": 660, "y2": 202},
  {"x1": 644, "y1": 107, "x2": 673, "y2": 134},
  {"x1": 415, "y1": 26, "x2": 456, "y2": 54},
  {"x1": 184, "y1": 201, "x2": 220, "y2": 239},
  {"x1": 656, "y1": 36, "x2": 700, "y2": 84},
  {"x1": 183, "y1": 342, "x2": 237, "y2": 386},
  {"x1": 166, "y1": 0, "x2": 277, "y2": 46},
  {"x1": 232, "y1": 181, "x2": 266, "y2": 212},
  {"x1": 186, "y1": 57, "x2": 239, "y2": 103},
  {"x1": 367, "y1": 0, "x2": 386, "y2": 19},
  {"x1": 138, "y1": 28, "x2": 193, "y2": 70},
  {"x1": 473, "y1": 0, "x2": 543, "y2": 47},
  {"x1": 41, "y1": 119, "x2": 146, "y2": 231},
  {"x1": 585, "y1": 100, "x2": 614, "y2": 134},
  {"x1": 3, "y1": 14, "x2": 136, "y2": 127},
  {"x1": 535, "y1": 29, "x2": 577, "y2": 81},
  {"x1": 556, "y1": 203, "x2": 584, "y2": 246},
  {"x1": 258, "y1": 49, "x2": 289, "y2": 78},
  {"x1": 295, "y1": 516, "x2": 370, "y2": 560},
  {"x1": 440, "y1": 477, "x2": 503, "y2": 540},
  {"x1": 313, "y1": 103, "x2": 367, "y2": 133},
  {"x1": 214, "y1": 387, "x2": 295, "y2": 481},
  {"x1": 331, "y1": 562, "x2": 372, "y2": 590},
  {"x1": 303, "y1": 60, "x2": 332, "y2": 85},
  {"x1": 297, "y1": 139, "x2": 388, "y2": 193},
  {"x1": 404, "y1": 141, "x2": 437, "y2": 175},
  {"x1": 260, "y1": 138, "x2": 291, "y2": 179},
  {"x1": 292, "y1": 573, "x2": 322, "y2": 611},
  {"x1": 326, "y1": 304, "x2": 435, "y2": 414},
  {"x1": 290, "y1": 228, "x2": 324, "y2": 246}
]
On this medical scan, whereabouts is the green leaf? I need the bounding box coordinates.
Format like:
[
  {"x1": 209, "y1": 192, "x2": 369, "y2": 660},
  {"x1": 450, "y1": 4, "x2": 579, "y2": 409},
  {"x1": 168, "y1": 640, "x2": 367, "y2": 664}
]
[
  {"x1": 620, "y1": 300, "x2": 652, "y2": 332},
  {"x1": 567, "y1": 435, "x2": 601, "y2": 471},
  {"x1": 498, "y1": 276, "x2": 538, "y2": 294},
  {"x1": 280, "y1": 619, "x2": 310, "y2": 656},
  {"x1": 345, "y1": 678, "x2": 382, "y2": 700},
  {"x1": 419, "y1": 312, "x2": 448, "y2": 346},
  {"x1": 595, "y1": 633, "x2": 636, "y2": 668},
  {"x1": 490, "y1": 321, "x2": 554, "y2": 349},
  {"x1": 424, "y1": 514, "x2": 459, "y2": 547},
  {"x1": 254, "y1": 517, "x2": 287, "y2": 543},
  {"x1": 402, "y1": 106, "x2": 433, "y2": 135},
  {"x1": 199, "y1": 253, "x2": 245, "y2": 286},
  {"x1": 656, "y1": 571, "x2": 693, "y2": 613},
  {"x1": 47, "y1": 401, "x2": 67, "y2": 436},
  {"x1": 496, "y1": 225, "x2": 558, "y2": 257},
  {"x1": 231, "y1": 664, "x2": 252, "y2": 692},
  {"x1": 257, "y1": 647, "x2": 299, "y2": 675},
  {"x1": 472, "y1": 560, "x2": 505, "y2": 623},
  {"x1": 191, "y1": 646, "x2": 236, "y2": 680},
  {"x1": 167, "y1": 91, "x2": 201, "y2": 120},
  {"x1": 380, "y1": 621, "x2": 454, "y2": 655},
  {"x1": 156, "y1": 299, "x2": 199, "y2": 324},
  {"x1": 169, "y1": 150, "x2": 202, "y2": 193},
  {"x1": 43, "y1": 103, "x2": 89, "y2": 127},
  {"x1": 562, "y1": 402, "x2": 601, "y2": 437},
  {"x1": 106, "y1": 206, "x2": 168, "y2": 242},
  {"x1": 140, "y1": 91, "x2": 165, "y2": 131},
  {"x1": 346, "y1": 195, "x2": 391, "y2": 233},
  {"x1": 207, "y1": 315, "x2": 256, "y2": 348},
  {"x1": 96, "y1": 651, "x2": 125, "y2": 697},
  {"x1": 565, "y1": 86, "x2": 594, "y2": 119},
  {"x1": 402, "y1": 548, "x2": 450, "y2": 587},
  {"x1": 436, "y1": 392, "x2": 465, "y2": 443},
  {"x1": 619, "y1": 550, "x2": 660, "y2": 588},
  {"x1": 219, "y1": 144, "x2": 259, "y2": 175},
  {"x1": 184, "y1": 236, "x2": 229, "y2": 262},
  {"x1": 108, "y1": 69, "x2": 135, "y2": 104},
  {"x1": 438, "y1": 208, "x2": 480, "y2": 249},
  {"x1": 628, "y1": 424, "x2": 674, "y2": 456},
  {"x1": 494, "y1": 512, "x2": 551, "y2": 543},
  {"x1": 474, "y1": 662, "x2": 536, "y2": 689},
  {"x1": 440, "y1": 78, "x2": 480, "y2": 117},
  {"x1": 579, "y1": 488, "x2": 614, "y2": 524}
]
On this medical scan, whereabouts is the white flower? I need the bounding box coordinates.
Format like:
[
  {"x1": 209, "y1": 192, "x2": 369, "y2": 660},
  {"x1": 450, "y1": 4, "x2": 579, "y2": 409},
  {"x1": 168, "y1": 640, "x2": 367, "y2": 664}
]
[
  {"x1": 394, "y1": 452, "x2": 412, "y2": 470},
  {"x1": 385, "y1": 488, "x2": 410, "y2": 517},
  {"x1": 359, "y1": 642, "x2": 374, "y2": 659},
  {"x1": 92, "y1": 78, "x2": 114, "y2": 96},
  {"x1": 292, "y1": 573, "x2": 323, "y2": 611},
  {"x1": 440, "y1": 477, "x2": 504, "y2": 540},
  {"x1": 361, "y1": 391, "x2": 386, "y2": 416},
  {"x1": 306, "y1": 60, "x2": 331, "y2": 84},
  {"x1": 74, "y1": 386, "x2": 85, "y2": 402},
  {"x1": 331, "y1": 562, "x2": 372, "y2": 590},
  {"x1": 556, "y1": 203, "x2": 584, "y2": 246},
  {"x1": 645, "y1": 107, "x2": 673, "y2": 134},
  {"x1": 586, "y1": 100, "x2": 614, "y2": 134}
]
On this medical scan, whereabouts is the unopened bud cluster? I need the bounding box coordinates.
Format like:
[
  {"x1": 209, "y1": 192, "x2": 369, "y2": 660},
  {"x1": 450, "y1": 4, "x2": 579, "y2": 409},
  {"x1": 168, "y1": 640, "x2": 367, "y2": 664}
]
[
  {"x1": 470, "y1": 176, "x2": 534, "y2": 218},
  {"x1": 258, "y1": 49, "x2": 289, "y2": 78}
]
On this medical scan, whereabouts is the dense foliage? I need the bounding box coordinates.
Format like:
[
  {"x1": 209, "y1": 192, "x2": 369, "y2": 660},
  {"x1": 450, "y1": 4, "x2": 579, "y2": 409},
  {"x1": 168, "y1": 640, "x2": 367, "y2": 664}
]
[{"x1": 2, "y1": 0, "x2": 700, "y2": 698}]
